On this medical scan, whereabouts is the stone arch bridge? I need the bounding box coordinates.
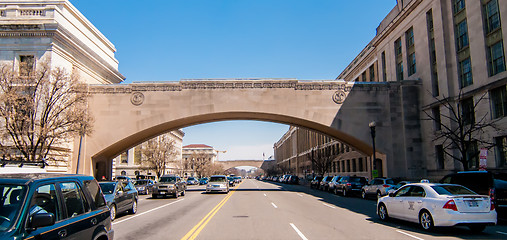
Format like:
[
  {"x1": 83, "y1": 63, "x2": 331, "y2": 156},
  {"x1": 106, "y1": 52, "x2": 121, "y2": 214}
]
[
  {"x1": 217, "y1": 160, "x2": 276, "y2": 172},
  {"x1": 73, "y1": 79, "x2": 423, "y2": 180}
]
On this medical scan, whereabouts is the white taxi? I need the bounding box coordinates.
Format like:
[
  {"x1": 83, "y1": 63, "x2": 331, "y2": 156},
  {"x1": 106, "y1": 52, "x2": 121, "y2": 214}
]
[{"x1": 377, "y1": 182, "x2": 496, "y2": 232}]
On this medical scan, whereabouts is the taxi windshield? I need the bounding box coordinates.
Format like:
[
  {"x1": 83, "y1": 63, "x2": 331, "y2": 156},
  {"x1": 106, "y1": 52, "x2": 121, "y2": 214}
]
[{"x1": 0, "y1": 184, "x2": 27, "y2": 231}]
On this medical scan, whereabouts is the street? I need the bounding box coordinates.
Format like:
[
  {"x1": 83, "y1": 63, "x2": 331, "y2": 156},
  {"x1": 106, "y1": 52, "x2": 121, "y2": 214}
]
[{"x1": 113, "y1": 179, "x2": 507, "y2": 240}]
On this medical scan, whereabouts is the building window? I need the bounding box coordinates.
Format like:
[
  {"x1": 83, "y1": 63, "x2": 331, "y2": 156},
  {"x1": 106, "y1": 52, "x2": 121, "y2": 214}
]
[
  {"x1": 408, "y1": 53, "x2": 416, "y2": 75},
  {"x1": 432, "y1": 106, "x2": 441, "y2": 131},
  {"x1": 346, "y1": 160, "x2": 350, "y2": 172},
  {"x1": 491, "y1": 85, "x2": 507, "y2": 119},
  {"x1": 381, "y1": 51, "x2": 386, "y2": 82},
  {"x1": 495, "y1": 136, "x2": 507, "y2": 167},
  {"x1": 19, "y1": 55, "x2": 35, "y2": 76},
  {"x1": 358, "y1": 157, "x2": 363, "y2": 172},
  {"x1": 121, "y1": 152, "x2": 128, "y2": 164},
  {"x1": 352, "y1": 159, "x2": 357, "y2": 172},
  {"x1": 488, "y1": 41, "x2": 506, "y2": 76},
  {"x1": 459, "y1": 58, "x2": 473, "y2": 88},
  {"x1": 466, "y1": 141, "x2": 478, "y2": 169},
  {"x1": 362, "y1": 71, "x2": 367, "y2": 82},
  {"x1": 369, "y1": 64, "x2": 375, "y2": 82},
  {"x1": 435, "y1": 145, "x2": 445, "y2": 169},
  {"x1": 460, "y1": 97, "x2": 475, "y2": 125},
  {"x1": 453, "y1": 0, "x2": 466, "y2": 14},
  {"x1": 456, "y1": 20, "x2": 469, "y2": 51},
  {"x1": 427, "y1": 9, "x2": 439, "y2": 96},
  {"x1": 395, "y1": 38, "x2": 403, "y2": 81},
  {"x1": 484, "y1": 0, "x2": 500, "y2": 34},
  {"x1": 406, "y1": 27, "x2": 414, "y2": 48}
]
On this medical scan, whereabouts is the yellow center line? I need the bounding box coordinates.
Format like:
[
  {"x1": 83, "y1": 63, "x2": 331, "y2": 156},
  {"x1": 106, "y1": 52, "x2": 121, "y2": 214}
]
[{"x1": 181, "y1": 182, "x2": 242, "y2": 240}]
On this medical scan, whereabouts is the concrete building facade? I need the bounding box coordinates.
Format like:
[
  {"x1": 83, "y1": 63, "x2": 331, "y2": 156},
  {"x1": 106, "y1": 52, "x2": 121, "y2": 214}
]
[
  {"x1": 337, "y1": 0, "x2": 507, "y2": 179},
  {"x1": 182, "y1": 144, "x2": 217, "y2": 177}
]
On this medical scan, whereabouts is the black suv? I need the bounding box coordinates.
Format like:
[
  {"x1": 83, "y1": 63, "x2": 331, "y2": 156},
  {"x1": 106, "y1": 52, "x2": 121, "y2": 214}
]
[
  {"x1": 440, "y1": 171, "x2": 507, "y2": 219},
  {"x1": 0, "y1": 173, "x2": 113, "y2": 239},
  {"x1": 335, "y1": 176, "x2": 367, "y2": 197}
]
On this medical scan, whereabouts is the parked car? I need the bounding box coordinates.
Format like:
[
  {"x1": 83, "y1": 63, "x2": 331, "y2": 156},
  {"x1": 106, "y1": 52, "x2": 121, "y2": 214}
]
[
  {"x1": 440, "y1": 171, "x2": 507, "y2": 219},
  {"x1": 206, "y1": 175, "x2": 230, "y2": 193},
  {"x1": 99, "y1": 180, "x2": 138, "y2": 221},
  {"x1": 186, "y1": 177, "x2": 199, "y2": 185},
  {"x1": 319, "y1": 176, "x2": 334, "y2": 191},
  {"x1": 286, "y1": 175, "x2": 299, "y2": 185},
  {"x1": 362, "y1": 177, "x2": 396, "y2": 199},
  {"x1": 199, "y1": 177, "x2": 209, "y2": 185},
  {"x1": 335, "y1": 176, "x2": 367, "y2": 197},
  {"x1": 310, "y1": 176, "x2": 323, "y2": 189},
  {"x1": 152, "y1": 175, "x2": 186, "y2": 199},
  {"x1": 394, "y1": 181, "x2": 415, "y2": 190},
  {"x1": 134, "y1": 179, "x2": 155, "y2": 195},
  {"x1": 377, "y1": 182, "x2": 497, "y2": 232},
  {"x1": 233, "y1": 176, "x2": 242, "y2": 183},
  {"x1": 328, "y1": 176, "x2": 342, "y2": 193},
  {"x1": 0, "y1": 173, "x2": 113, "y2": 239}
]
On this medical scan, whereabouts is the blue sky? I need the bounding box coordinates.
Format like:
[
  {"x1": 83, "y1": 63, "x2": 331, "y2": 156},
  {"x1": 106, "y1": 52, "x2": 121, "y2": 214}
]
[{"x1": 72, "y1": 0, "x2": 395, "y2": 160}]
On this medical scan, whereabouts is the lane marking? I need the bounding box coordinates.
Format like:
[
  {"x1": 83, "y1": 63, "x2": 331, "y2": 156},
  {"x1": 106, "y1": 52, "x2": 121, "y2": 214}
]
[
  {"x1": 271, "y1": 202, "x2": 278, "y2": 208},
  {"x1": 297, "y1": 193, "x2": 303, "y2": 197},
  {"x1": 264, "y1": 193, "x2": 267, "y2": 197},
  {"x1": 497, "y1": 231, "x2": 507, "y2": 235},
  {"x1": 113, "y1": 198, "x2": 185, "y2": 225},
  {"x1": 396, "y1": 230, "x2": 425, "y2": 240},
  {"x1": 290, "y1": 223, "x2": 309, "y2": 240},
  {"x1": 322, "y1": 203, "x2": 336, "y2": 209},
  {"x1": 181, "y1": 183, "x2": 242, "y2": 240}
]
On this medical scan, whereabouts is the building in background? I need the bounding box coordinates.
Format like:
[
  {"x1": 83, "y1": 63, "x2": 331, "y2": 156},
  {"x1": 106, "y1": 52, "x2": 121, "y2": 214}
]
[
  {"x1": 0, "y1": 0, "x2": 124, "y2": 173},
  {"x1": 182, "y1": 144, "x2": 218, "y2": 177},
  {"x1": 112, "y1": 130, "x2": 185, "y2": 180},
  {"x1": 274, "y1": 126, "x2": 371, "y2": 179},
  {"x1": 337, "y1": 0, "x2": 507, "y2": 179}
]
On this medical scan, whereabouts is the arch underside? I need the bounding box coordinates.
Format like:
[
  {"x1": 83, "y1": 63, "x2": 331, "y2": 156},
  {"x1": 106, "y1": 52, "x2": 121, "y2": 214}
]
[{"x1": 92, "y1": 111, "x2": 374, "y2": 162}]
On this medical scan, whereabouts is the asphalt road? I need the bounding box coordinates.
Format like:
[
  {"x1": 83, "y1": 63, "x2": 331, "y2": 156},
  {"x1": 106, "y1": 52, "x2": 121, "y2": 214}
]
[{"x1": 112, "y1": 179, "x2": 507, "y2": 240}]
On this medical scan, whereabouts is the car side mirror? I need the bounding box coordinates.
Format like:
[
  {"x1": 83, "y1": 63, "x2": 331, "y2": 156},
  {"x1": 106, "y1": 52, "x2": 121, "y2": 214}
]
[
  {"x1": 388, "y1": 189, "x2": 396, "y2": 197},
  {"x1": 28, "y1": 212, "x2": 55, "y2": 230}
]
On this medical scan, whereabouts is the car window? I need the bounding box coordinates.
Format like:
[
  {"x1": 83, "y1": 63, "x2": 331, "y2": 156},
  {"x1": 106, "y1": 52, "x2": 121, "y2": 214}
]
[
  {"x1": 159, "y1": 177, "x2": 177, "y2": 183},
  {"x1": 0, "y1": 185, "x2": 26, "y2": 231},
  {"x1": 432, "y1": 185, "x2": 477, "y2": 195},
  {"x1": 409, "y1": 186, "x2": 426, "y2": 197},
  {"x1": 99, "y1": 182, "x2": 116, "y2": 194},
  {"x1": 394, "y1": 186, "x2": 411, "y2": 197},
  {"x1": 29, "y1": 184, "x2": 61, "y2": 221},
  {"x1": 210, "y1": 176, "x2": 226, "y2": 182},
  {"x1": 59, "y1": 182, "x2": 88, "y2": 218},
  {"x1": 83, "y1": 180, "x2": 106, "y2": 209},
  {"x1": 385, "y1": 179, "x2": 395, "y2": 185}
]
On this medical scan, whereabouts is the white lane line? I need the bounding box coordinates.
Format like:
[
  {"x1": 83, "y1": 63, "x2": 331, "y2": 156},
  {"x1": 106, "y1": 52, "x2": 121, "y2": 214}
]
[
  {"x1": 290, "y1": 223, "x2": 309, "y2": 240},
  {"x1": 497, "y1": 231, "x2": 507, "y2": 236},
  {"x1": 113, "y1": 198, "x2": 185, "y2": 225},
  {"x1": 264, "y1": 193, "x2": 267, "y2": 197},
  {"x1": 396, "y1": 230, "x2": 425, "y2": 240},
  {"x1": 322, "y1": 203, "x2": 336, "y2": 209},
  {"x1": 271, "y1": 202, "x2": 278, "y2": 208},
  {"x1": 297, "y1": 193, "x2": 303, "y2": 197}
]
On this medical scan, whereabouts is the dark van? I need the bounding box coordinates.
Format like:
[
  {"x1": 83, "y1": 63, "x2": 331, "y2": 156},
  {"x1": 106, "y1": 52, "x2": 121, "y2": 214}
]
[
  {"x1": 0, "y1": 173, "x2": 113, "y2": 239},
  {"x1": 440, "y1": 171, "x2": 507, "y2": 219}
]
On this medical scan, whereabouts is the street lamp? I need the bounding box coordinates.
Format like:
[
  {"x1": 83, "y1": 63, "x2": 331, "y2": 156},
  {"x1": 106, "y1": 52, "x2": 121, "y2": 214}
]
[{"x1": 369, "y1": 121, "x2": 376, "y2": 180}]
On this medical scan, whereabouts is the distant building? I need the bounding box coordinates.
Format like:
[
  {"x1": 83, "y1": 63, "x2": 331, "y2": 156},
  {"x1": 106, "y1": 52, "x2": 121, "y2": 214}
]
[
  {"x1": 182, "y1": 144, "x2": 218, "y2": 177},
  {"x1": 274, "y1": 126, "x2": 370, "y2": 179},
  {"x1": 112, "y1": 130, "x2": 185, "y2": 180}
]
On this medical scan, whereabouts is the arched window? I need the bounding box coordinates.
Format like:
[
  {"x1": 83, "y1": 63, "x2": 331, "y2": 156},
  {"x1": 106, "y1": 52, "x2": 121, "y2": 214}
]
[
  {"x1": 121, "y1": 170, "x2": 127, "y2": 176},
  {"x1": 135, "y1": 171, "x2": 140, "y2": 176}
]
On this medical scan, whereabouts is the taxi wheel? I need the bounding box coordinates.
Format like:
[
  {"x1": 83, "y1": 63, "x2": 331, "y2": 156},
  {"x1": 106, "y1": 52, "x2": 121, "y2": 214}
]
[
  {"x1": 378, "y1": 203, "x2": 389, "y2": 220},
  {"x1": 419, "y1": 210, "x2": 434, "y2": 231},
  {"x1": 110, "y1": 204, "x2": 117, "y2": 221}
]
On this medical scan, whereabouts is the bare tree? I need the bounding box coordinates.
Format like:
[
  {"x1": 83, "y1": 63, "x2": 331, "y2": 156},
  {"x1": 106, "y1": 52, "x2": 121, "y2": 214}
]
[
  {"x1": 185, "y1": 152, "x2": 211, "y2": 178},
  {"x1": 203, "y1": 162, "x2": 225, "y2": 176},
  {"x1": 308, "y1": 146, "x2": 335, "y2": 176},
  {"x1": 140, "y1": 135, "x2": 178, "y2": 178},
  {"x1": 423, "y1": 91, "x2": 502, "y2": 171},
  {"x1": 0, "y1": 60, "x2": 92, "y2": 165}
]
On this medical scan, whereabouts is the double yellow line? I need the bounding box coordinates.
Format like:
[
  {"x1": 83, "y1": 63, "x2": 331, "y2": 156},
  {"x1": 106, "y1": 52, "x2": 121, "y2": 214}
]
[{"x1": 181, "y1": 182, "x2": 241, "y2": 240}]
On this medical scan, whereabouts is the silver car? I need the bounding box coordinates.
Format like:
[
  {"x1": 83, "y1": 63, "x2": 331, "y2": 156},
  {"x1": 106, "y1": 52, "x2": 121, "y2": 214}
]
[{"x1": 206, "y1": 175, "x2": 229, "y2": 193}]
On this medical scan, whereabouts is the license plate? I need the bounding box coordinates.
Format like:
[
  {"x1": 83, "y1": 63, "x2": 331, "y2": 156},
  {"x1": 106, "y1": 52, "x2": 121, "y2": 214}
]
[{"x1": 466, "y1": 200, "x2": 479, "y2": 207}]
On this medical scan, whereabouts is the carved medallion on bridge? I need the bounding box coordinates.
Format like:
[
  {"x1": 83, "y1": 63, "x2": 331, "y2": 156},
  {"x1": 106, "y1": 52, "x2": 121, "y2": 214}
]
[
  {"x1": 131, "y1": 92, "x2": 145, "y2": 106},
  {"x1": 332, "y1": 90, "x2": 347, "y2": 104}
]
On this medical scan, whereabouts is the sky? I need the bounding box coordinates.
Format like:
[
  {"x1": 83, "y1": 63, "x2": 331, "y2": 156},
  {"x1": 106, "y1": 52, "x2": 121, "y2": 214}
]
[{"x1": 72, "y1": 0, "x2": 395, "y2": 161}]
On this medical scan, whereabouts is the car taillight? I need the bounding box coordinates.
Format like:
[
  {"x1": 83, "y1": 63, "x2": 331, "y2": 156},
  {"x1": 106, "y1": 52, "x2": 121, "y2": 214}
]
[
  {"x1": 489, "y1": 188, "x2": 496, "y2": 211},
  {"x1": 346, "y1": 183, "x2": 352, "y2": 186},
  {"x1": 383, "y1": 185, "x2": 391, "y2": 188},
  {"x1": 443, "y1": 200, "x2": 458, "y2": 211}
]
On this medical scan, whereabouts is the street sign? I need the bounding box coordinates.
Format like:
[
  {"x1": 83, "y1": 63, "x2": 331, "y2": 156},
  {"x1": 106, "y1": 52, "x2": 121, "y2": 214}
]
[{"x1": 479, "y1": 148, "x2": 488, "y2": 171}]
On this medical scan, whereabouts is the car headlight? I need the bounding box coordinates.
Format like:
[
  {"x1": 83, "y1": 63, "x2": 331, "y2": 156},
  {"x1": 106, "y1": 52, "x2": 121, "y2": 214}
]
[{"x1": 138, "y1": 187, "x2": 145, "y2": 190}]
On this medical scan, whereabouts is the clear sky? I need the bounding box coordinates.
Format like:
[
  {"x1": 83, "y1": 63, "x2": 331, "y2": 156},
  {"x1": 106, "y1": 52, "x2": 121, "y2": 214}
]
[{"x1": 72, "y1": 0, "x2": 395, "y2": 161}]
